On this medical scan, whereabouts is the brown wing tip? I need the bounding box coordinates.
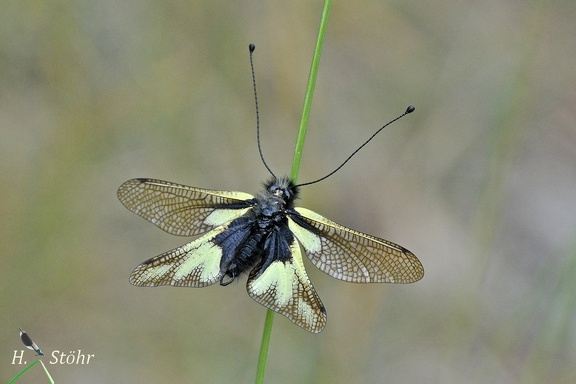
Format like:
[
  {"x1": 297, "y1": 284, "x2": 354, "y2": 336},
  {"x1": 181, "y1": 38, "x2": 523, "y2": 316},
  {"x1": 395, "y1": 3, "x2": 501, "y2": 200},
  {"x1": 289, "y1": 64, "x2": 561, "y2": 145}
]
[{"x1": 402, "y1": 249, "x2": 424, "y2": 283}]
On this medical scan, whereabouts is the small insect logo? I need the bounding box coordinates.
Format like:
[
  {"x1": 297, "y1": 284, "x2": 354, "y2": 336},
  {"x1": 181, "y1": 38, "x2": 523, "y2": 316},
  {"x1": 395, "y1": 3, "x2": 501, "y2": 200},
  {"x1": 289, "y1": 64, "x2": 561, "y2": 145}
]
[
  {"x1": 10, "y1": 328, "x2": 54, "y2": 384},
  {"x1": 19, "y1": 327, "x2": 44, "y2": 356}
]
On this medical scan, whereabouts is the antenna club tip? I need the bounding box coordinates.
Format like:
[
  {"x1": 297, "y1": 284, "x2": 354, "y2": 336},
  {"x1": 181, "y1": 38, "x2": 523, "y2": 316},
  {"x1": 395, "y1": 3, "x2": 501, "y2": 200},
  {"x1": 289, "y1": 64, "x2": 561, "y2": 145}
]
[
  {"x1": 249, "y1": 44, "x2": 255, "y2": 52},
  {"x1": 406, "y1": 105, "x2": 415, "y2": 114}
]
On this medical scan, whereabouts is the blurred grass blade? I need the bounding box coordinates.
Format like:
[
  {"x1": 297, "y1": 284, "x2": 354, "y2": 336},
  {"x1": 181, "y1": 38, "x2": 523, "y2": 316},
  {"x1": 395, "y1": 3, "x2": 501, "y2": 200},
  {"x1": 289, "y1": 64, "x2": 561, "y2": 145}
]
[
  {"x1": 8, "y1": 360, "x2": 39, "y2": 384},
  {"x1": 39, "y1": 360, "x2": 55, "y2": 384},
  {"x1": 256, "y1": 1, "x2": 332, "y2": 383}
]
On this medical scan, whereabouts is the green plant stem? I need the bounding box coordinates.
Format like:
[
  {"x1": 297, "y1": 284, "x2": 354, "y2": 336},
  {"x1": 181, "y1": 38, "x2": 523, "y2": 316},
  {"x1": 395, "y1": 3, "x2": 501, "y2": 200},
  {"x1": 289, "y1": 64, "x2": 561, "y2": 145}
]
[
  {"x1": 255, "y1": 308, "x2": 276, "y2": 383},
  {"x1": 291, "y1": 0, "x2": 332, "y2": 182},
  {"x1": 255, "y1": 1, "x2": 332, "y2": 383},
  {"x1": 8, "y1": 359, "x2": 53, "y2": 384},
  {"x1": 8, "y1": 360, "x2": 39, "y2": 384},
  {"x1": 39, "y1": 360, "x2": 55, "y2": 384}
]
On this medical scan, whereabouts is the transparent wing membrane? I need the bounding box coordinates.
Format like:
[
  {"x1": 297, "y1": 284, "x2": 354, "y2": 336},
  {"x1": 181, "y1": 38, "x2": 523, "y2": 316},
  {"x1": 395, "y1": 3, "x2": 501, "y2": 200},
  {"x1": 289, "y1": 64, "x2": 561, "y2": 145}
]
[
  {"x1": 117, "y1": 178, "x2": 254, "y2": 236},
  {"x1": 290, "y1": 207, "x2": 424, "y2": 284}
]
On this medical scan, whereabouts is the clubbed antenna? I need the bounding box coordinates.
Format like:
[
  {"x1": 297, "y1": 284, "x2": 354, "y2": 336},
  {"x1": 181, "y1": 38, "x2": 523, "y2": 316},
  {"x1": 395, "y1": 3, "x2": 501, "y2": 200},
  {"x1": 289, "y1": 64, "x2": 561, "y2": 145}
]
[
  {"x1": 249, "y1": 44, "x2": 276, "y2": 179},
  {"x1": 296, "y1": 106, "x2": 415, "y2": 187}
]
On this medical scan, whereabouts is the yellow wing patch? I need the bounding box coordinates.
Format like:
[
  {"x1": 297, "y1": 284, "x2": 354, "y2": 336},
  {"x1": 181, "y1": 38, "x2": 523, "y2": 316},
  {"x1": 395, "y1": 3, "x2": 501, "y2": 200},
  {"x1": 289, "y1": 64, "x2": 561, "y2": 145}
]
[
  {"x1": 246, "y1": 240, "x2": 327, "y2": 333},
  {"x1": 129, "y1": 226, "x2": 228, "y2": 287},
  {"x1": 292, "y1": 207, "x2": 424, "y2": 284}
]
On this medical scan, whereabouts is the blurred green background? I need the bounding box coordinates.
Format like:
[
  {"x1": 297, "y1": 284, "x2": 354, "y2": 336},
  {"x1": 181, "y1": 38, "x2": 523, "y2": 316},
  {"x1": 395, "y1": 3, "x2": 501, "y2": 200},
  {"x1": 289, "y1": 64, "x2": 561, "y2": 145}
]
[{"x1": 2, "y1": 1, "x2": 575, "y2": 383}]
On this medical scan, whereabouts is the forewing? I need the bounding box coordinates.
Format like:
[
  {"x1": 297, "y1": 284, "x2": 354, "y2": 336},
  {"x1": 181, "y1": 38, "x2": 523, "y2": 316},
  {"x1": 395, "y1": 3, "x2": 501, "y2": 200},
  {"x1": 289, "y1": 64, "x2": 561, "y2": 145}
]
[
  {"x1": 117, "y1": 178, "x2": 254, "y2": 236},
  {"x1": 130, "y1": 226, "x2": 228, "y2": 287},
  {"x1": 288, "y1": 207, "x2": 424, "y2": 284},
  {"x1": 246, "y1": 240, "x2": 327, "y2": 333}
]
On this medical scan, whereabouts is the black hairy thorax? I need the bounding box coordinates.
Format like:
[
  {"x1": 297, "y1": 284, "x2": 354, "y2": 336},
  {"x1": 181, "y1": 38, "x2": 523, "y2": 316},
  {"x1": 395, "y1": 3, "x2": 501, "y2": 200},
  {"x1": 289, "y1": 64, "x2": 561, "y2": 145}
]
[{"x1": 215, "y1": 177, "x2": 300, "y2": 285}]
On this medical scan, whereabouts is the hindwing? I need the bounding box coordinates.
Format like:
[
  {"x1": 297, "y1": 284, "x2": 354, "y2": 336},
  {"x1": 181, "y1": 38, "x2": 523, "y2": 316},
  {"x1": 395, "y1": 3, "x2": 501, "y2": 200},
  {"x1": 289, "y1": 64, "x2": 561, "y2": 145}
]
[
  {"x1": 129, "y1": 225, "x2": 229, "y2": 287},
  {"x1": 288, "y1": 207, "x2": 424, "y2": 284},
  {"x1": 247, "y1": 238, "x2": 327, "y2": 333},
  {"x1": 117, "y1": 178, "x2": 254, "y2": 236}
]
